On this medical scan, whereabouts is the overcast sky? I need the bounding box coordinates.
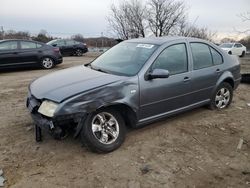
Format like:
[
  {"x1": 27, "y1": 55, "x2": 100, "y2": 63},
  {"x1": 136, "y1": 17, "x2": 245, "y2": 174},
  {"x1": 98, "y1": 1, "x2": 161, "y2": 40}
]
[{"x1": 0, "y1": 0, "x2": 249, "y2": 40}]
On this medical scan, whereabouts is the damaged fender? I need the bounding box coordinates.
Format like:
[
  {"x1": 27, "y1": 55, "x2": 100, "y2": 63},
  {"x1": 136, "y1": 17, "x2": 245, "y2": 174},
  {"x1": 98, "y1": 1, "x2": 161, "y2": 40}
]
[{"x1": 54, "y1": 78, "x2": 140, "y2": 135}]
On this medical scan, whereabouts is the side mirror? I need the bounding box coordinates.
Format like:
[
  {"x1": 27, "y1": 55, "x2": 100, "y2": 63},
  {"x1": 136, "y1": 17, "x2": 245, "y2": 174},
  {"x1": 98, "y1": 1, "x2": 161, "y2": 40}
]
[
  {"x1": 146, "y1": 69, "x2": 170, "y2": 80},
  {"x1": 52, "y1": 44, "x2": 57, "y2": 47}
]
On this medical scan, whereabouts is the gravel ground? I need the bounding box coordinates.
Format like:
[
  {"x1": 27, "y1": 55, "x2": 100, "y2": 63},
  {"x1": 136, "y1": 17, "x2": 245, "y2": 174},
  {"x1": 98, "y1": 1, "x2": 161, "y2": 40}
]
[{"x1": 0, "y1": 53, "x2": 250, "y2": 188}]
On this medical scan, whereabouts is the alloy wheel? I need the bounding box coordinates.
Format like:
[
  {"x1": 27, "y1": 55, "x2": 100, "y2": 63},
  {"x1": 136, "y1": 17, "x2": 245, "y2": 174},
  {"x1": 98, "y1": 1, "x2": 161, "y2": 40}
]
[
  {"x1": 42, "y1": 58, "x2": 54, "y2": 69},
  {"x1": 75, "y1": 49, "x2": 83, "y2": 56},
  {"x1": 91, "y1": 112, "x2": 119, "y2": 145},
  {"x1": 215, "y1": 87, "x2": 230, "y2": 109}
]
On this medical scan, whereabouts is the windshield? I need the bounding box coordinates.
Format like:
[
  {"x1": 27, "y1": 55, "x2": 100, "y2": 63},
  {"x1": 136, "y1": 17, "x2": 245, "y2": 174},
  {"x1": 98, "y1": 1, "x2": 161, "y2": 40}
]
[
  {"x1": 90, "y1": 42, "x2": 158, "y2": 76},
  {"x1": 47, "y1": 40, "x2": 57, "y2": 45},
  {"x1": 219, "y1": 43, "x2": 233, "y2": 48}
]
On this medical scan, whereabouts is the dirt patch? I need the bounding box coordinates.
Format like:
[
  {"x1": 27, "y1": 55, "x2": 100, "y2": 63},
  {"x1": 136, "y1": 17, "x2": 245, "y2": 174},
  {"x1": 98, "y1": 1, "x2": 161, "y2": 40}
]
[{"x1": 0, "y1": 54, "x2": 250, "y2": 187}]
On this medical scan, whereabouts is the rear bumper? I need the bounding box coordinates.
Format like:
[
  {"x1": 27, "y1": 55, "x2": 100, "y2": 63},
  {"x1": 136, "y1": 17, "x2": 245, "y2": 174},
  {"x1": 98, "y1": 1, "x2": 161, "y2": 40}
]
[
  {"x1": 83, "y1": 48, "x2": 88, "y2": 53},
  {"x1": 56, "y1": 57, "x2": 63, "y2": 64}
]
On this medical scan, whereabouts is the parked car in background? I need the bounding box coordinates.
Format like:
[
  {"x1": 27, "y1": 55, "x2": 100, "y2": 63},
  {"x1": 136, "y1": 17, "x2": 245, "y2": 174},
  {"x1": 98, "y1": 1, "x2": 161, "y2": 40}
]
[
  {"x1": 27, "y1": 37, "x2": 241, "y2": 153},
  {"x1": 219, "y1": 43, "x2": 246, "y2": 57},
  {"x1": 47, "y1": 39, "x2": 88, "y2": 56},
  {"x1": 0, "y1": 39, "x2": 63, "y2": 69}
]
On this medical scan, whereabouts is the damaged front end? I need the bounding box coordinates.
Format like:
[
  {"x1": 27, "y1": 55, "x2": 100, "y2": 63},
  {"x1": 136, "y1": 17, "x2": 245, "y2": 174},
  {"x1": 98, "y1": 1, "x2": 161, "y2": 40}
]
[
  {"x1": 26, "y1": 77, "x2": 139, "y2": 142},
  {"x1": 26, "y1": 92, "x2": 86, "y2": 141}
]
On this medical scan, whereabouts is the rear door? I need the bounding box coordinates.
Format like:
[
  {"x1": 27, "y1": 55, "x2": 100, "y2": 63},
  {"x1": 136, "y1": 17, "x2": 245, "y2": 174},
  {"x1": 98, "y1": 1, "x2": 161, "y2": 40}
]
[
  {"x1": 234, "y1": 43, "x2": 243, "y2": 56},
  {"x1": 189, "y1": 42, "x2": 224, "y2": 103},
  {"x1": 64, "y1": 40, "x2": 76, "y2": 55},
  {"x1": 52, "y1": 40, "x2": 66, "y2": 55},
  {"x1": 0, "y1": 41, "x2": 19, "y2": 67},
  {"x1": 19, "y1": 41, "x2": 41, "y2": 64}
]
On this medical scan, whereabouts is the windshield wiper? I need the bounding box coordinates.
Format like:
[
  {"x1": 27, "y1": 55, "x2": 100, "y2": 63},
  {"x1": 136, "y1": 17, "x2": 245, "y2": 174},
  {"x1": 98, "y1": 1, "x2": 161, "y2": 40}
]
[{"x1": 88, "y1": 64, "x2": 109, "y2": 74}]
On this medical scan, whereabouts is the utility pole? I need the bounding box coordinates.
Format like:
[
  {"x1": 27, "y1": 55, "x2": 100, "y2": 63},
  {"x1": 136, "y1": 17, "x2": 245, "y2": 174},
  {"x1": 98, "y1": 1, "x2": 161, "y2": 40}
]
[
  {"x1": 101, "y1": 32, "x2": 104, "y2": 48},
  {"x1": 0, "y1": 26, "x2": 4, "y2": 39}
]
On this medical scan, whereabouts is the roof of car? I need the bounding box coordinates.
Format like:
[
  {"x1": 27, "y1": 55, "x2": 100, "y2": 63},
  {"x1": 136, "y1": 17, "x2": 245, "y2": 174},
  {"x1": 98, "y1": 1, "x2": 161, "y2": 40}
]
[
  {"x1": 125, "y1": 36, "x2": 206, "y2": 45},
  {"x1": 0, "y1": 39, "x2": 44, "y2": 44}
]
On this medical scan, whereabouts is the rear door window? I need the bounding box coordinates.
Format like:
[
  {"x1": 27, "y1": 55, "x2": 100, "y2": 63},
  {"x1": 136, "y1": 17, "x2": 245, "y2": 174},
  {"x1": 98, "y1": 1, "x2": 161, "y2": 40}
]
[
  {"x1": 0, "y1": 41, "x2": 18, "y2": 50},
  {"x1": 53, "y1": 40, "x2": 65, "y2": 47},
  {"x1": 234, "y1": 43, "x2": 242, "y2": 48},
  {"x1": 190, "y1": 43, "x2": 213, "y2": 70},
  {"x1": 20, "y1": 41, "x2": 37, "y2": 49},
  {"x1": 66, "y1": 40, "x2": 75, "y2": 46}
]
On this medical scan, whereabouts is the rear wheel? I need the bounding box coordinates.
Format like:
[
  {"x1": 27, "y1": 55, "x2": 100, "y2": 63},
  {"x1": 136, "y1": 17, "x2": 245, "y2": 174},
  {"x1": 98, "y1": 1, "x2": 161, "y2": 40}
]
[
  {"x1": 41, "y1": 57, "x2": 55, "y2": 69},
  {"x1": 81, "y1": 109, "x2": 126, "y2": 153},
  {"x1": 75, "y1": 49, "x2": 83, "y2": 56},
  {"x1": 240, "y1": 51, "x2": 245, "y2": 58},
  {"x1": 209, "y1": 82, "x2": 233, "y2": 110}
]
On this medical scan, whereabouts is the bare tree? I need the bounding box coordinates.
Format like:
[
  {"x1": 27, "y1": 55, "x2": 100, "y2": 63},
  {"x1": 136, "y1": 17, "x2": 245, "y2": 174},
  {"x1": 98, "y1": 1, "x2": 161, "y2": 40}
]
[
  {"x1": 178, "y1": 21, "x2": 216, "y2": 41},
  {"x1": 125, "y1": 0, "x2": 146, "y2": 38},
  {"x1": 239, "y1": 11, "x2": 250, "y2": 21},
  {"x1": 236, "y1": 11, "x2": 250, "y2": 34},
  {"x1": 146, "y1": 0, "x2": 186, "y2": 37},
  {"x1": 71, "y1": 34, "x2": 85, "y2": 42},
  {"x1": 32, "y1": 29, "x2": 54, "y2": 43},
  {"x1": 4, "y1": 30, "x2": 30, "y2": 39},
  {"x1": 107, "y1": 0, "x2": 146, "y2": 39},
  {"x1": 108, "y1": 4, "x2": 129, "y2": 39}
]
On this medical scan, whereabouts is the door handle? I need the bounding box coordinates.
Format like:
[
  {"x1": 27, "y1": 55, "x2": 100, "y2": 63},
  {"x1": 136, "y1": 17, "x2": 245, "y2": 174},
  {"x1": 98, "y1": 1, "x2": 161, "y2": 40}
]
[{"x1": 183, "y1": 77, "x2": 191, "y2": 82}]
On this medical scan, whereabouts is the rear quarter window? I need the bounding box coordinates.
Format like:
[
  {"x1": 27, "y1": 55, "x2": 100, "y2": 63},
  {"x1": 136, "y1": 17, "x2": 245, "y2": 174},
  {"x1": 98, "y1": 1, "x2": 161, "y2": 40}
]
[
  {"x1": 210, "y1": 47, "x2": 223, "y2": 65},
  {"x1": 36, "y1": 43, "x2": 42, "y2": 48}
]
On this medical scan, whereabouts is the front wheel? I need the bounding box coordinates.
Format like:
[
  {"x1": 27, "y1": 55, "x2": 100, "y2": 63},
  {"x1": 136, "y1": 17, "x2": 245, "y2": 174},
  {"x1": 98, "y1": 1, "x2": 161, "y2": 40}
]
[
  {"x1": 41, "y1": 57, "x2": 55, "y2": 69},
  {"x1": 209, "y1": 82, "x2": 233, "y2": 110},
  {"x1": 81, "y1": 109, "x2": 126, "y2": 153}
]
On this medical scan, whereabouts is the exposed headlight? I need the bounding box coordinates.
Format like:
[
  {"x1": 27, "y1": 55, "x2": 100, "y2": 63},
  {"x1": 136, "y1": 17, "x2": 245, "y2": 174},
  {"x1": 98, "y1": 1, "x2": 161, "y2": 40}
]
[{"x1": 38, "y1": 100, "x2": 58, "y2": 117}]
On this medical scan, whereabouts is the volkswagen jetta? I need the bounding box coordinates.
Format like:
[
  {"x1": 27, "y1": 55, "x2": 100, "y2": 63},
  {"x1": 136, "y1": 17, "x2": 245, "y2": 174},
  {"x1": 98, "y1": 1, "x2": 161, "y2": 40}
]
[{"x1": 27, "y1": 37, "x2": 241, "y2": 153}]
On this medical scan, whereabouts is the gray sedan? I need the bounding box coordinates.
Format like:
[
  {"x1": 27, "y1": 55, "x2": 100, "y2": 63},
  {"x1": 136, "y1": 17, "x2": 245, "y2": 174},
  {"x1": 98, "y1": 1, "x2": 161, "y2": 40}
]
[{"x1": 27, "y1": 37, "x2": 241, "y2": 153}]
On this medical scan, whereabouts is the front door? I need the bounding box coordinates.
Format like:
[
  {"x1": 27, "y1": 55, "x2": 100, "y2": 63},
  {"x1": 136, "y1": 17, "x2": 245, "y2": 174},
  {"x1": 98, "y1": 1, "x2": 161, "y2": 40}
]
[{"x1": 139, "y1": 43, "x2": 192, "y2": 121}]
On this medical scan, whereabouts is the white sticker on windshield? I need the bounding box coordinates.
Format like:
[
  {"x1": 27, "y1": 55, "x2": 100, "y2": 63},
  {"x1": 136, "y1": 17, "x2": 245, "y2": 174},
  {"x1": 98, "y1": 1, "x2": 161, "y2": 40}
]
[{"x1": 136, "y1": 44, "x2": 154, "y2": 49}]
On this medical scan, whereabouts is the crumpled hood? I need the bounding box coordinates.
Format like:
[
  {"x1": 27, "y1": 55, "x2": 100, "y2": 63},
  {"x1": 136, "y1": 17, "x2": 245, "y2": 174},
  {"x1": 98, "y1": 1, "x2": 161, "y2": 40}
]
[{"x1": 30, "y1": 65, "x2": 125, "y2": 103}]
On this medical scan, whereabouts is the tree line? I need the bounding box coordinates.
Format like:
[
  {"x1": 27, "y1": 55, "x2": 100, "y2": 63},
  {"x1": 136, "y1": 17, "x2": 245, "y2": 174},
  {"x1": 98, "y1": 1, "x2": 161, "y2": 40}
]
[
  {"x1": 0, "y1": 29, "x2": 118, "y2": 47},
  {"x1": 107, "y1": 0, "x2": 216, "y2": 41}
]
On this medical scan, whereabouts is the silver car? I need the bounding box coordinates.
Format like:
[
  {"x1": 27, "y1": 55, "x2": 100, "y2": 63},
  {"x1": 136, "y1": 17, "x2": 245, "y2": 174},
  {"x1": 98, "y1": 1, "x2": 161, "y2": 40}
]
[{"x1": 27, "y1": 37, "x2": 241, "y2": 153}]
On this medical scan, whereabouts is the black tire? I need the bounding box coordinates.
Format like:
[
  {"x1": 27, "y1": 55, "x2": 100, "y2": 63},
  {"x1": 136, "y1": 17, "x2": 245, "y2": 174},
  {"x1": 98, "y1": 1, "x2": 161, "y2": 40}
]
[
  {"x1": 240, "y1": 51, "x2": 245, "y2": 58},
  {"x1": 209, "y1": 82, "x2": 233, "y2": 110},
  {"x1": 41, "y1": 57, "x2": 55, "y2": 69},
  {"x1": 75, "y1": 49, "x2": 83, "y2": 56},
  {"x1": 81, "y1": 109, "x2": 126, "y2": 153}
]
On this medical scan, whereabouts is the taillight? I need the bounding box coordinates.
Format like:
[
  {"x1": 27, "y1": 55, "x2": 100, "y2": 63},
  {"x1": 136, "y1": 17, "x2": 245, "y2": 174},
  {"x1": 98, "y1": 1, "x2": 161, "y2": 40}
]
[{"x1": 53, "y1": 47, "x2": 60, "y2": 53}]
